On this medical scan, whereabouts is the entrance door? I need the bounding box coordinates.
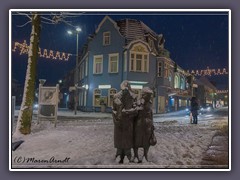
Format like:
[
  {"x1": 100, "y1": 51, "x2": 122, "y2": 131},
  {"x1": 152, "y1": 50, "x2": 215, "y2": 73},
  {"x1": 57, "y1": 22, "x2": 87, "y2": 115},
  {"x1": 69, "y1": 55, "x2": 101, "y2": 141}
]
[{"x1": 158, "y1": 96, "x2": 165, "y2": 113}]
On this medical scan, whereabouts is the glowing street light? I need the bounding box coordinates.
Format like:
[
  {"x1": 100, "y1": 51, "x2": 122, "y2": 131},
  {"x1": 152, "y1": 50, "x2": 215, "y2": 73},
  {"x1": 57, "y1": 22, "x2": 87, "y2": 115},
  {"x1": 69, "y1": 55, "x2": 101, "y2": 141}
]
[{"x1": 67, "y1": 26, "x2": 82, "y2": 115}]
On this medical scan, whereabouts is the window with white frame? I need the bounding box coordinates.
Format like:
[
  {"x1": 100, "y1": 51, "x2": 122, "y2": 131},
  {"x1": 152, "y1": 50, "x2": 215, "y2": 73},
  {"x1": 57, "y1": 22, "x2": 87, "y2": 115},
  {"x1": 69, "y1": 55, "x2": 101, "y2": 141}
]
[
  {"x1": 158, "y1": 61, "x2": 163, "y2": 77},
  {"x1": 93, "y1": 88, "x2": 101, "y2": 106},
  {"x1": 130, "y1": 54, "x2": 135, "y2": 71},
  {"x1": 85, "y1": 58, "x2": 88, "y2": 76},
  {"x1": 129, "y1": 52, "x2": 149, "y2": 72},
  {"x1": 108, "y1": 53, "x2": 119, "y2": 73},
  {"x1": 108, "y1": 88, "x2": 117, "y2": 107},
  {"x1": 103, "y1": 31, "x2": 111, "y2": 46},
  {"x1": 180, "y1": 76, "x2": 185, "y2": 90},
  {"x1": 124, "y1": 51, "x2": 127, "y2": 72},
  {"x1": 93, "y1": 55, "x2": 103, "y2": 74},
  {"x1": 174, "y1": 74, "x2": 180, "y2": 89}
]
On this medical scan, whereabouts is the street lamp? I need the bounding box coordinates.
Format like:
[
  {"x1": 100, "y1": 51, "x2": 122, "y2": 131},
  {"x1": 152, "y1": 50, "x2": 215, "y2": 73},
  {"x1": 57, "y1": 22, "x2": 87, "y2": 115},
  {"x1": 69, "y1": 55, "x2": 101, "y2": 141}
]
[{"x1": 67, "y1": 26, "x2": 82, "y2": 115}]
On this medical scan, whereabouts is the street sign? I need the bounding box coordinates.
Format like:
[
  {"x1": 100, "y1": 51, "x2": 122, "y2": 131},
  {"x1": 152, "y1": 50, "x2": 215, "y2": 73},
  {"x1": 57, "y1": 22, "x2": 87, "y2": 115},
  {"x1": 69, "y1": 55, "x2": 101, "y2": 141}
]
[{"x1": 37, "y1": 84, "x2": 59, "y2": 127}]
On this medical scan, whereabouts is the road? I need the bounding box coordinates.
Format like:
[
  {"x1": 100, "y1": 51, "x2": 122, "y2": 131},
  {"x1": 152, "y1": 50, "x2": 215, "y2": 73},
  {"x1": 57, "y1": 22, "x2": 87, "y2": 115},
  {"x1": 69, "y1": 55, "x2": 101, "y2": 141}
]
[{"x1": 153, "y1": 107, "x2": 228, "y2": 125}]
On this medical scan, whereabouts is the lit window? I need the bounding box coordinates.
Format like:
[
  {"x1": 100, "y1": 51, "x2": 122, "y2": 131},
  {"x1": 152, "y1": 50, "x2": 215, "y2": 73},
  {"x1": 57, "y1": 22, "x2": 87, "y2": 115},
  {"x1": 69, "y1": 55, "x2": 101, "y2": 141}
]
[
  {"x1": 93, "y1": 55, "x2": 103, "y2": 74},
  {"x1": 174, "y1": 74, "x2": 180, "y2": 89},
  {"x1": 136, "y1": 54, "x2": 142, "y2": 71},
  {"x1": 103, "y1": 32, "x2": 111, "y2": 45},
  {"x1": 143, "y1": 55, "x2": 148, "y2": 72},
  {"x1": 93, "y1": 89, "x2": 101, "y2": 106},
  {"x1": 158, "y1": 61, "x2": 163, "y2": 77},
  {"x1": 129, "y1": 44, "x2": 149, "y2": 72},
  {"x1": 180, "y1": 77, "x2": 185, "y2": 90},
  {"x1": 129, "y1": 52, "x2": 149, "y2": 72},
  {"x1": 108, "y1": 53, "x2": 119, "y2": 73},
  {"x1": 108, "y1": 88, "x2": 117, "y2": 107}
]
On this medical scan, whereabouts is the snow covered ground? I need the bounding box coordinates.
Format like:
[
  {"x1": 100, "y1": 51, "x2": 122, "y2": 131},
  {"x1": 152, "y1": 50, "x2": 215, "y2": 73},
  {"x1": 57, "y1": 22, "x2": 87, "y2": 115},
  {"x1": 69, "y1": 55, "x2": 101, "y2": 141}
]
[{"x1": 11, "y1": 108, "x2": 229, "y2": 170}]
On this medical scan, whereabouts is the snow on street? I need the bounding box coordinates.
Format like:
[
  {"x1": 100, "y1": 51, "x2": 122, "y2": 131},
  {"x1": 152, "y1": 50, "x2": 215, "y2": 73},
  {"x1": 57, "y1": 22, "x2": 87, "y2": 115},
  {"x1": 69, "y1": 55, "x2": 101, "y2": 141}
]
[{"x1": 11, "y1": 108, "x2": 229, "y2": 169}]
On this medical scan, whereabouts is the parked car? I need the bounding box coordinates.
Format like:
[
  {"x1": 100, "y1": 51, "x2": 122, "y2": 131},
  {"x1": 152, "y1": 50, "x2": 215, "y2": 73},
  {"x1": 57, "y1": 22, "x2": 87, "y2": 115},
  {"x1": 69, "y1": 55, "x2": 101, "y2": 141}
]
[{"x1": 199, "y1": 103, "x2": 214, "y2": 114}]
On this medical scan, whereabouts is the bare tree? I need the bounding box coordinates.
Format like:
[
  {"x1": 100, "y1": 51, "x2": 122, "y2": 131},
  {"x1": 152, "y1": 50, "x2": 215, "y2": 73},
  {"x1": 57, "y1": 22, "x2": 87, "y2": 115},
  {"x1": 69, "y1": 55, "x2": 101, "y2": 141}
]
[
  {"x1": 13, "y1": 12, "x2": 41, "y2": 137},
  {"x1": 13, "y1": 11, "x2": 82, "y2": 138}
]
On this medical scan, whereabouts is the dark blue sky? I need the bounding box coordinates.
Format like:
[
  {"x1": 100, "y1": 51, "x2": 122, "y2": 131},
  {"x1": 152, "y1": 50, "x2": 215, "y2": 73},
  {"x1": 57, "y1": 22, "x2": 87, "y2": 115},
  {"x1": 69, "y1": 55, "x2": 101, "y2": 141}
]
[{"x1": 11, "y1": 11, "x2": 229, "y2": 89}]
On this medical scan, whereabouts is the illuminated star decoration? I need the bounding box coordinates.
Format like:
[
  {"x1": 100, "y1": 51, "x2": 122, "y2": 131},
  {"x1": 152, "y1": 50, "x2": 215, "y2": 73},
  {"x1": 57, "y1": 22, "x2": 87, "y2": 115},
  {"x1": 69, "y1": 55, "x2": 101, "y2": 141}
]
[
  {"x1": 187, "y1": 67, "x2": 228, "y2": 76},
  {"x1": 12, "y1": 40, "x2": 72, "y2": 61}
]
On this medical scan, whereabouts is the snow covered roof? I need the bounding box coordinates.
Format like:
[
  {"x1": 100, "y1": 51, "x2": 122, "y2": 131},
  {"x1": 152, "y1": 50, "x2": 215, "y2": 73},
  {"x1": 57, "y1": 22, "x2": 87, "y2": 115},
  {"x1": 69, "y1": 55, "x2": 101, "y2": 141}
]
[{"x1": 116, "y1": 18, "x2": 158, "y2": 44}]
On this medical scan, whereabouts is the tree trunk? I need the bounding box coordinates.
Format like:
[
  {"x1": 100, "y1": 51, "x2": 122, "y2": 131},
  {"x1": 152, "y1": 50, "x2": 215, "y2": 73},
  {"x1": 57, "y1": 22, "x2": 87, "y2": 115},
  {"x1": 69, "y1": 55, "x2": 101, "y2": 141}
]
[{"x1": 13, "y1": 13, "x2": 41, "y2": 137}]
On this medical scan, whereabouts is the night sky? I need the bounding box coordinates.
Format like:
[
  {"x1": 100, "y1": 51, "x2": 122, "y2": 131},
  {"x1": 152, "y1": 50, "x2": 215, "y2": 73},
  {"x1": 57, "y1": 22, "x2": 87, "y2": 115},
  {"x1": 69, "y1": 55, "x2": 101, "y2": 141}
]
[{"x1": 11, "y1": 11, "x2": 229, "y2": 89}]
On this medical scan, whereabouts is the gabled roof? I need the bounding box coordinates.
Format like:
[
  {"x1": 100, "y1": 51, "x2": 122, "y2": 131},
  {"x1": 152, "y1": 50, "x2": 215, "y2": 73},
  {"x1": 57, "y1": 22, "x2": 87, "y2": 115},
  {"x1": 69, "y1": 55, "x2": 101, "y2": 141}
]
[{"x1": 95, "y1": 16, "x2": 121, "y2": 34}]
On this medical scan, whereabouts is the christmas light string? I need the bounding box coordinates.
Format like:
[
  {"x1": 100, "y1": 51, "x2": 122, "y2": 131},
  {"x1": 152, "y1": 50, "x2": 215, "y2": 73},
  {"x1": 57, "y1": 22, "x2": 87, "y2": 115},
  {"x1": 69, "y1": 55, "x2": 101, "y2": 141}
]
[
  {"x1": 216, "y1": 90, "x2": 228, "y2": 94},
  {"x1": 187, "y1": 66, "x2": 228, "y2": 76},
  {"x1": 12, "y1": 40, "x2": 72, "y2": 61}
]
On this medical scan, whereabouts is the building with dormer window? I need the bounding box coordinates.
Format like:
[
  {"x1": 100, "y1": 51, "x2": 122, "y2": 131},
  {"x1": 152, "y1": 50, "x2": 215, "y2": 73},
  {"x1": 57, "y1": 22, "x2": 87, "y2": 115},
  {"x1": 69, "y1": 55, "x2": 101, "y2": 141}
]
[{"x1": 75, "y1": 16, "x2": 193, "y2": 113}]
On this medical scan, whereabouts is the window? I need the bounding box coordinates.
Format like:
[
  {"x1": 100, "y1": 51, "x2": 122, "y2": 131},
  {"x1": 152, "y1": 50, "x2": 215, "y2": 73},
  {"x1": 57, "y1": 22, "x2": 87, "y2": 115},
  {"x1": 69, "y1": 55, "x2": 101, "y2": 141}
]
[
  {"x1": 143, "y1": 55, "x2": 148, "y2": 72},
  {"x1": 169, "y1": 72, "x2": 172, "y2": 82},
  {"x1": 85, "y1": 58, "x2": 88, "y2": 76},
  {"x1": 130, "y1": 54, "x2": 135, "y2": 71},
  {"x1": 81, "y1": 63, "x2": 84, "y2": 80},
  {"x1": 79, "y1": 91, "x2": 84, "y2": 106},
  {"x1": 180, "y1": 77, "x2": 185, "y2": 90},
  {"x1": 174, "y1": 74, "x2": 180, "y2": 89},
  {"x1": 164, "y1": 63, "x2": 170, "y2": 78},
  {"x1": 136, "y1": 54, "x2": 142, "y2": 71},
  {"x1": 108, "y1": 53, "x2": 119, "y2": 73},
  {"x1": 149, "y1": 39, "x2": 154, "y2": 49},
  {"x1": 124, "y1": 52, "x2": 127, "y2": 72},
  {"x1": 93, "y1": 89, "x2": 101, "y2": 106},
  {"x1": 93, "y1": 55, "x2": 103, "y2": 74},
  {"x1": 129, "y1": 52, "x2": 149, "y2": 72},
  {"x1": 108, "y1": 88, "x2": 117, "y2": 107},
  {"x1": 158, "y1": 61, "x2": 163, "y2": 77},
  {"x1": 84, "y1": 91, "x2": 87, "y2": 106},
  {"x1": 103, "y1": 32, "x2": 111, "y2": 45},
  {"x1": 129, "y1": 44, "x2": 149, "y2": 72}
]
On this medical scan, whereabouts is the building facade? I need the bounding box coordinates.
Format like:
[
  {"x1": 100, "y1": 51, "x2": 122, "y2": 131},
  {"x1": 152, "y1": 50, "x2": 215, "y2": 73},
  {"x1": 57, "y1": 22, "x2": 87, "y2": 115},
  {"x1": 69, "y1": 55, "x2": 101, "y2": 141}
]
[{"x1": 75, "y1": 16, "x2": 193, "y2": 113}]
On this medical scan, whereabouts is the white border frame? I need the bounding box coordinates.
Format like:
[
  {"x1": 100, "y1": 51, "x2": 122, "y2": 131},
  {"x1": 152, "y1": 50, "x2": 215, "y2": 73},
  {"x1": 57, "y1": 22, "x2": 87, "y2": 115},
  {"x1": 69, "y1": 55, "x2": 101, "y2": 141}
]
[{"x1": 9, "y1": 9, "x2": 231, "y2": 172}]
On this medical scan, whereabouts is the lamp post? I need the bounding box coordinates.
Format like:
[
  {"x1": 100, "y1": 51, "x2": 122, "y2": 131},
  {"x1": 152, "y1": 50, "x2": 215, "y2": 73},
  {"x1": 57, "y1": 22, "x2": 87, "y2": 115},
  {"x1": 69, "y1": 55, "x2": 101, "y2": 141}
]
[{"x1": 67, "y1": 27, "x2": 82, "y2": 115}]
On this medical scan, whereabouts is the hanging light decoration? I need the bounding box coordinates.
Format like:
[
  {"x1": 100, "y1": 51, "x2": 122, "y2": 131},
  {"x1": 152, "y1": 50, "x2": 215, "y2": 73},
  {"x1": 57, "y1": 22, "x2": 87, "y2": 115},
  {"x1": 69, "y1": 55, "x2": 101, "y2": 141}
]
[
  {"x1": 12, "y1": 40, "x2": 72, "y2": 61},
  {"x1": 216, "y1": 90, "x2": 228, "y2": 94},
  {"x1": 187, "y1": 66, "x2": 228, "y2": 76}
]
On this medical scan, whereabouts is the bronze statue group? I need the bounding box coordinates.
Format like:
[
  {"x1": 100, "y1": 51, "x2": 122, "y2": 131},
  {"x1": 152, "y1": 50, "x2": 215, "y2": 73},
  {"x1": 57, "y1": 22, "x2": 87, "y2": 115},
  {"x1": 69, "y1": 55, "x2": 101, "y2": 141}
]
[{"x1": 112, "y1": 80, "x2": 157, "y2": 164}]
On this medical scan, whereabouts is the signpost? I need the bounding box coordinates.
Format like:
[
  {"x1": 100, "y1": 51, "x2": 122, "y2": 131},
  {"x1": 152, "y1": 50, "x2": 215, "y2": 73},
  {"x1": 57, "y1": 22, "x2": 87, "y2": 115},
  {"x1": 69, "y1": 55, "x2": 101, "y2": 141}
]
[{"x1": 37, "y1": 82, "x2": 59, "y2": 127}]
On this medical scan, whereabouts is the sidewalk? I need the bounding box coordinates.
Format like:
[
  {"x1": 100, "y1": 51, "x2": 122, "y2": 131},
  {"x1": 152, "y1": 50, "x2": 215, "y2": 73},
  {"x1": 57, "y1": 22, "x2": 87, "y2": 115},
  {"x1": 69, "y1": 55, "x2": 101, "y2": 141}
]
[
  {"x1": 14, "y1": 108, "x2": 187, "y2": 120},
  {"x1": 14, "y1": 109, "x2": 112, "y2": 119}
]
